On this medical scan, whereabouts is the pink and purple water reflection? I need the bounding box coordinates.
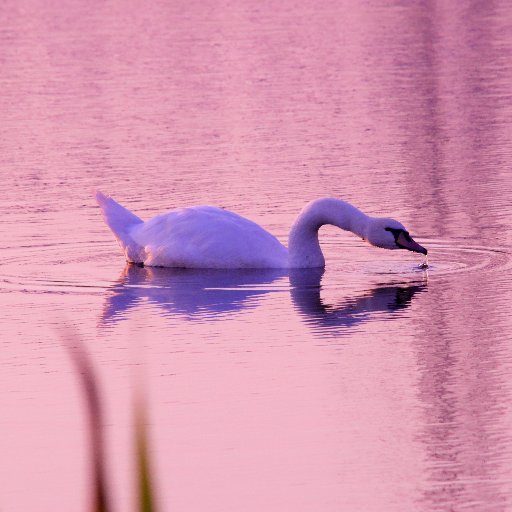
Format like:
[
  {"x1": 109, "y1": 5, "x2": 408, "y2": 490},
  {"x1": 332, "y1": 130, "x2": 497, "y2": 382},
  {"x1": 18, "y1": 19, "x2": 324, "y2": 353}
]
[{"x1": 1, "y1": 1, "x2": 512, "y2": 511}]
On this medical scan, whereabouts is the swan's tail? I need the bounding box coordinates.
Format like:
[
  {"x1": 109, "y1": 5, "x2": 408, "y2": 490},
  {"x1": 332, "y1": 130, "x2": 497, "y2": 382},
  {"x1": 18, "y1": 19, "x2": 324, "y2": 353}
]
[{"x1": 95, "y1": 191, "x2": 144, "y2": 262}]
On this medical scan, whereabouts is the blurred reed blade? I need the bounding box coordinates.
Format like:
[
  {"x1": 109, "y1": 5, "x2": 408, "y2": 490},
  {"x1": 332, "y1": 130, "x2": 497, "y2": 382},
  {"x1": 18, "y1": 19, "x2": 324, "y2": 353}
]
[
  {"x1": 59, "y1": 326, "x2": 111, "y2": 512},
  {"x1": 134, "y1": 383, "x2": 157, "y2": 512}
]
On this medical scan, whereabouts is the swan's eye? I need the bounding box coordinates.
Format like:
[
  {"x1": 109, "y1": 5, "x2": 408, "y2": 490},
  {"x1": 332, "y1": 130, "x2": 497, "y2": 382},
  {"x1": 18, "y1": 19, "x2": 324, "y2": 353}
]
[
  {"x1": 384, "y1": 227, "x2": 402, "y2": 241},
  {"x1": 385, "y1": 228, "x2": 416, "y2": 250},
  {"x1": 385, "y1": 227, "x2": 412, "y2": 245}
]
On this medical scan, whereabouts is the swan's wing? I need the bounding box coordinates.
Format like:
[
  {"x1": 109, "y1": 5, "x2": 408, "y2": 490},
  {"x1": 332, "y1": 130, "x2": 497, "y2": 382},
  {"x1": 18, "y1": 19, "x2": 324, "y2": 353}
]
[{"x1": 132, "y1": 206, "x2": 288, "y2": 268}]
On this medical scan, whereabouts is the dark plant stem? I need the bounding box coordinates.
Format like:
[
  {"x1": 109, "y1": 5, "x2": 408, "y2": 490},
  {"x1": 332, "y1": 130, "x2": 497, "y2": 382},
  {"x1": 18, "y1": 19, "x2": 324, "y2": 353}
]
[
  {"x1": 60, "y1": 326, "x2": 111, "y2": 512},
  {"x1": 134, "y1": 386, "x2": 156, "y2": 512}
]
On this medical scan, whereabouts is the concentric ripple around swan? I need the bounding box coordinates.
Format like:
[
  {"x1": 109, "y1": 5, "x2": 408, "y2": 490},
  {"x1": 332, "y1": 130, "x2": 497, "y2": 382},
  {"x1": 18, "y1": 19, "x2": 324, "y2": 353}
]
[{"x1": 0, "y1": 236, "x2": 510, "y2": 296}]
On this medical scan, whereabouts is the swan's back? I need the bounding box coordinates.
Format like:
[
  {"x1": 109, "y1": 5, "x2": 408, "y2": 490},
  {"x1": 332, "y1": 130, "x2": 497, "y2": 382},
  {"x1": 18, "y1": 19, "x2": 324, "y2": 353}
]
[{"x1": 130, "y1": 205, "x2": 288, "y2": 268}]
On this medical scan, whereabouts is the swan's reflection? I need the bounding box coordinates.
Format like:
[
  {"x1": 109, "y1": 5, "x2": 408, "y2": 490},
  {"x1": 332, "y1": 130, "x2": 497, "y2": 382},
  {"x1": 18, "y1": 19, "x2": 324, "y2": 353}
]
[
  {"x1": 289, "y1": 268, "x2": 426, "y2": 334},
  {"x1": 102, "y1": 264, "x2": 426, "y2": 332},
  {"x1": 102, "y1": 264, "x2": 287, "y2": 322}
]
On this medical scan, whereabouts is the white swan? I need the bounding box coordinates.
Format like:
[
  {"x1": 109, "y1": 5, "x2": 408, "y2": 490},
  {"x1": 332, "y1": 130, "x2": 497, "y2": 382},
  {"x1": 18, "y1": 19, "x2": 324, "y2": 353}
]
[{"x1": 95, "y1": 192, "x2": 427, "y2": 269}]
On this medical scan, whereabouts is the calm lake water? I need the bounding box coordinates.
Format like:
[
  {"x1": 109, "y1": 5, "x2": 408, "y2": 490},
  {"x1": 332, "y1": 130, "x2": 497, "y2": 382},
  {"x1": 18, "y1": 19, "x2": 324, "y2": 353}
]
[{"x1": 2, "y1": 1, "x2": 512, "y2": 511}]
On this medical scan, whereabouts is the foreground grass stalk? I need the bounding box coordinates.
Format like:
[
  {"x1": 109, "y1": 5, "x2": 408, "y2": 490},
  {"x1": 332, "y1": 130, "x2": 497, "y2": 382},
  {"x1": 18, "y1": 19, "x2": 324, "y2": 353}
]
[
  {"x1": 60, "y1": 326, "x2": 111, "y2": 512},
  {"x1": 134, "y1": 394, "x2": 156, "y2": 512}
]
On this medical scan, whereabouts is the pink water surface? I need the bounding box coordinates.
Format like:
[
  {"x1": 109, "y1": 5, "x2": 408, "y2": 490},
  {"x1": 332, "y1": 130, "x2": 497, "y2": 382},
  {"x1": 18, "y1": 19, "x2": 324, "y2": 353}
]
[{"x1": 1, "y1": 1, "x2": 512, "y2": 511}]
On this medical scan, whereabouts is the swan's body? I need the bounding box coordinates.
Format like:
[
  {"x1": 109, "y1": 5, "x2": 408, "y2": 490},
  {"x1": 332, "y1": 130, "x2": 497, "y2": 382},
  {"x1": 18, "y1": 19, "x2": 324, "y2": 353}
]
[{"x1": 95, "y1": 192, "x2": 426, "y2": 269}]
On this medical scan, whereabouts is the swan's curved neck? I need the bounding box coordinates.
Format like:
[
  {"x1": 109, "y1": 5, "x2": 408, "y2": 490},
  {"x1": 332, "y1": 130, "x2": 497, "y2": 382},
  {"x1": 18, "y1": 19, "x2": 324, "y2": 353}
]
[{"x1": 287, "y1": 198, "x2": 370, "y2": 268}]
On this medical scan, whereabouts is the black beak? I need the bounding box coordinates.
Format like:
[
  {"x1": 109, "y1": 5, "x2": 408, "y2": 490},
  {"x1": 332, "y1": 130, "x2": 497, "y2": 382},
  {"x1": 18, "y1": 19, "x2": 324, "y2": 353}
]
[{"x1": 397, "y1": 231, "x2": 427, "y2": 255}]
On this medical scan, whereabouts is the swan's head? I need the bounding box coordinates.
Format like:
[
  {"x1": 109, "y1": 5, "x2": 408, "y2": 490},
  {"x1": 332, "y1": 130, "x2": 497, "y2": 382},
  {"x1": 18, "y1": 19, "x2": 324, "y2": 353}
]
[{"x1": 366, "y1": 218, "x2": 427, "y2": 255}]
